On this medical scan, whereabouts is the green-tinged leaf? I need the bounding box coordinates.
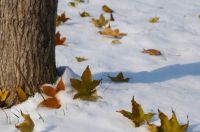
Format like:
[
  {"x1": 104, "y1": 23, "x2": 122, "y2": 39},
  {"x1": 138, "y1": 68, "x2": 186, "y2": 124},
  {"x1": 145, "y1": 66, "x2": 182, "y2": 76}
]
[
  {"x1": 117, "y1": 96, "x2": 154, "y2": 127},
  {"x1": 102, "y1": 5, "x2": 114, "y2": 13},
  {"x1": 149, "y1": 16, "x2": 160, "y2": 23},
  {"x1": 80, "y1": 11, "x2": 90, "y2": 17},
  {"x1": 108, "y1": 72, "x2": 130, "y2": 82},
  {"x1": 112, "y1": 40, "x2": 121, "y2": 45},
  {"x1": 76, "y1": 57, "x2": 87, "y2": 62},
  {"x1": 68, "y1": 2, "x2": 77, "y2": 7}
]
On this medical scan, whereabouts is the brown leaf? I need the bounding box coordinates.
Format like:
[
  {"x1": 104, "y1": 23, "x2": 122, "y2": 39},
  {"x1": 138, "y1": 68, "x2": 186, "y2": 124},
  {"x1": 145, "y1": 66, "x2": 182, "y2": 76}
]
[
  {"x1": 91, "y1": 14, "x2": 109, "y2": 28},
  {"x1": 38, "y1": 97, "x2": 61, "y2": 109},
  {"x1": 76, "y1": 57, "x2": 87, "y2": 62},
  {"x1": 99, "y1": 27, "x2": 127, "y2": 38},
  {"x1": 108, "y1": 72, "x2": 130, "y2": 82},
  {"x1": 56, "y1": 12, "x2": 70, "y2": 26},
  {"x1": 55, "y1": 31, "x2": 67, "y2": 46},
  {"x1": 102, "y1": 5, "x2": 114, "y2": 13},
  {"x1": 15, "y1": 111, "x2": 35, "y2": 132},
  {"x1": 142, "y1": 49, "x2": 162, "y2": 56}
]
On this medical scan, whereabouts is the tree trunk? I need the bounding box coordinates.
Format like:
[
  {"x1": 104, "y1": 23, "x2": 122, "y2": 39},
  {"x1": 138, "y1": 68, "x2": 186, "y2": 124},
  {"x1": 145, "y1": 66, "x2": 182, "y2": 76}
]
[{"x1": 0, "y1": 0, "x2": 58, "y2": 107}]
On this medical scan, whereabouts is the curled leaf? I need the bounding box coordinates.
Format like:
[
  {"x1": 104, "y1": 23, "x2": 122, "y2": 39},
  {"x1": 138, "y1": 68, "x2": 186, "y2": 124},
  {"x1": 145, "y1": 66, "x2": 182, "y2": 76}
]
[
  {"x1": 55, "y1": 31, "x2": 67, "y2": 46},
  {"x1": 15, "y1": 111, "x2": 34, "y2": 132},
  {"x1": 142, "y1": 49, "x2": 162, "y2": 56},
  {"x1": 76, "y1": 57, "x2": 87, "y2": 62},
  {"x1": 80, "y1": 11, "x2": 90, "y2": 17},
  {"x1": 102, "y1": 5, "x2": 114, "y2": 13},
  {"x1": 108, "y1": 72, "x2": 130, "y2": 82},
  {"x1": 149, "y1": 16, "x2": 160, "y2": 23},
  {"x1": 117, "y1": 96, "x2": 154, "y2": 127},
  {"x1": 38, "y1": 97, "x2": 61, "y2": 109}
]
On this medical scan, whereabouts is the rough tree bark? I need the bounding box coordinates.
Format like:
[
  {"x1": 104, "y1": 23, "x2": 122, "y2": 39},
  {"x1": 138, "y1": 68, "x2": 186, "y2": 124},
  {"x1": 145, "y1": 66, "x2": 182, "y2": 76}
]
[{"x1": 0, "y1": 0, "x2": 58, "y2": 106}]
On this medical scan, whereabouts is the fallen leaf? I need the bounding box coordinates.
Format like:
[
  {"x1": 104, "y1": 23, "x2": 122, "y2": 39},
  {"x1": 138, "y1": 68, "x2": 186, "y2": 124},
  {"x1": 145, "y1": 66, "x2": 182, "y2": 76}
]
[
  {"x1": 99, "y1": 27, "x2": 127, "y2": 38},
  {"x1": 38, "y1": 97, "x2": 61, "y2": 109},
  {"x1": 149, "y1": 16, "x2": 160, "y2": 23},
  {"x1": 41, "y1": 78, "x2": 65, "y2": 97},
  {"x1": 102, "y1": 5, "x2": 114, "y2": 13},
  {"x1": 56, "y1": 12, "x2": 70, "y2": 26},
  {"x1": 108, "y1": 72, "x2": 130, "y2": 82},
  {"x1": 80, "y1": 11, "x2": 90, "y2": 17},
  {"x1": 16, "y1": 86, "x2": 28, "y2": 102},
  {"x1": 91, "y1": 14, "x2": 109, "y2": 28},
  {"x1": 68, "y1": 2, "x2": 77, "y2": 7},
  {"x1": 142, "y1": 49, "x2": 162, "y2": 56},
  {"x1": 76, "y1": 57, "x2": 87, "y2": 62},
  {"x1": 117, "y1": 96, "x2": 154, "y2": 127},
  {"x1": 15, "y1": 111, "x2": 35, "y2": 132},
  {"x1": 112, "y1": 40, "x2": 121, "y2": 45},
  {"x1": 147, "y1": 110, "x2": 189, "y2": 132},
  {"x1": 70, "y1": 66, "x2": 101, "y2": 101},
  {"x1": 0, "y1": 89, "x2": 9, "y2": 102},
  {"x1": 55, "y1": 31, "x2": 66, "y2": 45}
]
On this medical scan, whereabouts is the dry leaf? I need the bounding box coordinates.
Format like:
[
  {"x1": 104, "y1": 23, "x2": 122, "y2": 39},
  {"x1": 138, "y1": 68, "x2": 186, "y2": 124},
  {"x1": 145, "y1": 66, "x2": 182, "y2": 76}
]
[
  {"x1": 16, "y1": 86, "x2": 28, "y2": 102},
  {"x1": 55, "y1": 31, "x2": 66, "y2": 46},
  {"x1": 76, "y1": 57, "x2": 87, "y2": 62},
  {"x1": 91, "y1": 14, "x2": 109, "y2": 28},
  {"x1": 99, "y1": 27, "x2": 127, "y2": 38},
  {"x1": 56, "y1": 12, "x2": 70, "y2": 26},
  {"x1": 15, "y1": 111, "x2": 34, "y2": 132},
  {"x1": 112, "y1": 39, "x2": 121, "y2": 45},
  {"x1": 108, "y1": 72, "x2": 130, "y2": 82},
  {"x1": 80, "y1": 11, "x2": 90, "y2": 17},
  {"x1": 147, "y1": 110, "x2": 189, "y2": 132},
  {"x1": 102, "y1": 5, "x2": 114, "y2": 13},
  {"x1": 38, "y1": 97, "x2": 61, "y2": 109},
  {"x1": 142, "y1": 49, "x2": 162, "y2": 56},
  {"x1": 41, "y1": 79, "x2": 65, "y2": 97},
  {"x1": 68, "y1": 2, "x2": 77, "y2": 7},
  {"x1": 0, "y1": 89, "x2": 9, "y2": 102},
  {"x1": 117, "y1": 96, "x2": 154, "y2": 127},
  {"x1": 70, "y1": 66, "x2": 101, "y2": 101},
  {"x1": 149, "y1": 16, "x2": 160, "y2": 23}
]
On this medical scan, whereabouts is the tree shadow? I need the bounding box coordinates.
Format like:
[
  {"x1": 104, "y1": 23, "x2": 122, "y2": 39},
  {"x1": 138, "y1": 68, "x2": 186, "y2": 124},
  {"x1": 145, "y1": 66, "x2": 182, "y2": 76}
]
[{"x1": 57, "y1": 62, "x2": 200, "y2": 84}]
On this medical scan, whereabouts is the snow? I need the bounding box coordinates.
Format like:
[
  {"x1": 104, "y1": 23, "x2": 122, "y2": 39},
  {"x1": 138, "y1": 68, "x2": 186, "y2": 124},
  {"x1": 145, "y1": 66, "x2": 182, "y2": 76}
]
[{"x1": 1, "y1": 0, "x2": 200, "y2": 131}]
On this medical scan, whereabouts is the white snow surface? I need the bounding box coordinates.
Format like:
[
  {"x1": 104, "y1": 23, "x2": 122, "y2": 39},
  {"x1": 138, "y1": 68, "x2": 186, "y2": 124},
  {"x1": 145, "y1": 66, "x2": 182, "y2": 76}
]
[{"x1": 1, "y1": 0, "x2": 200, "y2": 131}]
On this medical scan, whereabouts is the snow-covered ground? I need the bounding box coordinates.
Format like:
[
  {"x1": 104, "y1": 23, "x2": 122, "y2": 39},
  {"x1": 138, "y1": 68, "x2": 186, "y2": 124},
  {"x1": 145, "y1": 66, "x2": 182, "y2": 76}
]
[{"x1": 1, "y1": 0, "x2": 200, "y2": 131}]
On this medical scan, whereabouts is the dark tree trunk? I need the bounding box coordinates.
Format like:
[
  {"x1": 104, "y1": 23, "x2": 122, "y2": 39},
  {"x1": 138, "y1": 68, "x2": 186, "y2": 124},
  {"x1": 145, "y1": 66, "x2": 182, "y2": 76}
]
[{"x1": 0, "y1": 0, "x2": 58, "y2": 106}]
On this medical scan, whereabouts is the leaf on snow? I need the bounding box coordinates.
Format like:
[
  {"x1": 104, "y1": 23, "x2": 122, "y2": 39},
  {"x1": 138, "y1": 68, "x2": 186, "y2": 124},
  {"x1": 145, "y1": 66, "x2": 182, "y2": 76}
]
[
  {"x1": 91, "y1": 14, "x2": 109, "y2": 28},
  {"x1": 76, "y1": 57, "x2": 87, "y2": 62},
  {"x1": 56, "y1": 12, "x2": 70, "y2": 26},
  {"x1": 41, "y1": 78, "x2": 65, "y2": 97},
  {"x1": 99, "y1": 27, "x2": 127, "y2": 38},
  {"x1": 68, "y1": 2, "x2": 77, "y2": 7},
  {"x1": 80, "y1": 11, "x2": 90, "y2": 17},
  {"x1": 108, "y1": 72, "x2": 130, "y2": 82},
  {"x1": 15, "y1": 111, "x2": 35, "y2": 132},
  {"x1": 149, "y1": 16, "x2": 160, "y2": 23},
  {"x1": 112, "y1": 39, "x2": 121, "y2": 45},
  {"x1": 70, "y1": 66, "x2": 101, "y2": 101},
  {"x1": 102, "y1": 5, "x2": 114, "y2": 13},
  {"x1": 117, "y1": 96, "x2": 154, "y2": 127},
  {"x1": 147, "y1": 110, "x2": 189, "y2": 132},
  {"x1": 142, "y1": 49, "x2": 162, "y2": 56},
  {"x1": 38, "y1": 97, "x2": 61, "y2": 109},
  {"x1": 55, "y1": 31, "x2": 67, "y2": 46}
]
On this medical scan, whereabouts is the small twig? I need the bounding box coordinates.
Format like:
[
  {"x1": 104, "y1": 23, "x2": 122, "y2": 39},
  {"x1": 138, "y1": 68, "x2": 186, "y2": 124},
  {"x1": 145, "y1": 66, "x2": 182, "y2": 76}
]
[{"x1": 38, "y1": 113, "x2": 45, "y2": 122}]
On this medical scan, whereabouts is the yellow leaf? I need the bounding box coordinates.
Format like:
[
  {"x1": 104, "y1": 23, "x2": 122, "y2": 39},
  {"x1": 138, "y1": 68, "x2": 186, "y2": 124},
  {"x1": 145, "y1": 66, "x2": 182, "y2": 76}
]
[
  {"x1": 108, "y1": 72, "x2": 130, "y2": 82},
  {"x1": 15, "y1": 111, "x2": 35, "y2": 132},
  {"x1": 142, "y1": 49, "x2": 162, "y2": 56},
  {"x1": 117, "y1": 96, "x2": 154, "y2": 127},
  {"x1": 16, "y1": 87, "x2": 27, "y2": 102},
  {"x1": 0, "y1": 89, "x2": 9, "y2": 102},
  {"x1": 99, "y1": 27, "x2": 127, "y2": 38},
  {"x1": 149, "y1": 16, "x2": 160, "y2": 23},
  {"x1": 147, "y1": 110, "x2": 189, "y2": 132},
  {"x1": 80, "y1": 11, "x2": 90, "y2": 17},
  {"x1": 68, "y1": 2, "x2": 77, "y2": 7},
  {"x1": 112, "y1": 40, "x2": 121, "y2": 45},
  {"x1": 91, "y1": 14, "x2": 109, "y2": 28},
  {"x1": 102, "y1": 5, "x2": 114, "y2": 13},
  {"x1": 70, "y1": 66, "x2": 101, "y2": 101}
]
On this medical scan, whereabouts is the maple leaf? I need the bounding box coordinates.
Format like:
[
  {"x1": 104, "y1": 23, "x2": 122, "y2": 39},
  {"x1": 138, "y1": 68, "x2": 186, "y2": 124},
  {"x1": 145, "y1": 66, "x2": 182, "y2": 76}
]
[
  {"x1": 148, "y1": 110, "x2": 189, "y2": 132},
  {"x1": 102, "y1": 5, "x2": 114, "y2": 13},
  {"x1": 108, "y1": 72, "x2": 130, "y2": 82},
  {"x1": 55, "y1": 31, "x2": 67, "y2": 46},
  {"x1": 76, "y1": 57, "x2": 87, "y2": 62},
  {"x1": 99, "y1": 27, "x2": 127, "y2": 38},
  {"x1": 0, "y1": 89, "x2": 9, "y2": 107},
  {"x1": 149, "y1": 16, "x2": 160, "y2": 23},
  {"x1": 41, "y1": 78, "x2": 65, "y2": 97},
  {"x1": 70, "y1": 66, "x2": 101, "y2": 101},
  {"x1": 56, "y1": 12, "x2": 70, "y2": 26},
  {"x1": 15, "y1": 111, "x2": 35, "y2": 132},
  {"x1": 16, "y1": 86, "x2": 28, "y2": 102},
  {"x1": 91, "y1": 14, "x2": 109, "y2": 28},
  {"x1": 142, "y1": 49, "x2": 162, "y2": 56},
  {"x1": 38, "y1": 97, "x2": 61, "y2": 109},
  {"x1": 80, "y1": 11, "x2": 90, "y2": 17},
  {"x1": 117, "y1": 96, "x2": 154, "y2": 127}
]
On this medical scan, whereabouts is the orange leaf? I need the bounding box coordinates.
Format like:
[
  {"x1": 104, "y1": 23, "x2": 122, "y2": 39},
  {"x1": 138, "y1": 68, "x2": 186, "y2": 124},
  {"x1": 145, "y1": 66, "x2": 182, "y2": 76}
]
[
  {"x1": 56, "y1": 79, "x2": 65, "y2": 92},
  {"x1": 55, "y1": 31, "x2": 66, "y2": 45},
  {"x1": 142, "y1": 49, "x2": 162, "y2": 56},
  {"x1": 38, "y1": 97, "x2": 61, "y2": 109}
]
